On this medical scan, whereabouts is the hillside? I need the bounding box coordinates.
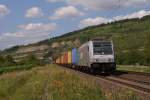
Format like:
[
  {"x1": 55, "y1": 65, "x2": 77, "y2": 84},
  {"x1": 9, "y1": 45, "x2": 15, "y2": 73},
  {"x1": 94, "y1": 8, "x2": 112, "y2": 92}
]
[{"x1": 2, "y1": 15, "x2": 150, "y2": 66}]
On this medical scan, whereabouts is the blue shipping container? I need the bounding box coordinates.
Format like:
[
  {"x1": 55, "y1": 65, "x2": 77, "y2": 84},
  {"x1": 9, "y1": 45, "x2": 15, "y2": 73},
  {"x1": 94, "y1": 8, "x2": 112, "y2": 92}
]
[
  {"x1": 76, "y1": 50, "x2": 80, "y2": 65},
  {"x1": 72, "y1": 48, "x2": 78, "y2": 64}
]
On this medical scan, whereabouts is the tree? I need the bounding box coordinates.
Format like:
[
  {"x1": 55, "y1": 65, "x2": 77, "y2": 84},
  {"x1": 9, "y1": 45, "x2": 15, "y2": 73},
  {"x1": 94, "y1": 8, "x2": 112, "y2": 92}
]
[
  {"x1": 0, "y1": 55, "x2": 4, "y2": 67},
  {"x1": 144, "y1": 33, "x2": 150, "y2": 65},
  {"x1": 4, "y1": 55, "x2": 16, "y2": 66},
  {"x1": 19, "y1": 54, "x2": 42, "y2": 66},
  {"x1": 0, "y1": 55, "x2": 16, "y2": 67}
]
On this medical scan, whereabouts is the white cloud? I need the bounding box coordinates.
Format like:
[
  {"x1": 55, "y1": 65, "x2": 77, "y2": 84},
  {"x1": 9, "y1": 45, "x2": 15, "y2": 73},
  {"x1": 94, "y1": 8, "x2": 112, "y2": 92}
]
[
  {"x1": 18, "y1": 23, "x2": 57, "y2": 32},
  {"x1": 67, "y1": 0, "x2": 149, "y2": 10},
  {"x1": 80, "y1": 10, "x2": 150, "y2": 28},
  {"x1": 0, "y1": 4, "x2": 10, "y2": 17},
  {"x1": 113, "y1": 10, "x2": 150, "y2": 20},
  {"x1": 49, "y1": 6, "x2": 84, "y2": 20},
  {"x1": 25, "y1": 7, "x2": 43, "y2": 18},
  {"x1": 4, "y1": 32, "x2": 24, "y2": 38},
  {"x1": 45, "y1": 0, "x2": 150, "y2": 11},
  {"x1": 0, "y1": 23, "x2": 57, "y2": 49},
  {"x1": 79, "y1": 17, "x2": 110, "y2": 27}
]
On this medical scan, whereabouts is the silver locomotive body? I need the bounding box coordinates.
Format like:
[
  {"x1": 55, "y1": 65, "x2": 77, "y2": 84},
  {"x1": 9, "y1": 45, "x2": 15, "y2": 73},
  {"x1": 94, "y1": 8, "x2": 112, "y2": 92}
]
[{"x1": 78, "y1": 39, "x2": 116, "y2": 73}]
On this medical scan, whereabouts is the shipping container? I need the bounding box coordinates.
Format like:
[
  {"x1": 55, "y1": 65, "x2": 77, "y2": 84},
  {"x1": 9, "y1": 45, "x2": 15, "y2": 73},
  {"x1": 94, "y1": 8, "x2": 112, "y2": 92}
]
[
  {"x1": 72, "y1": 48, "x2": 78, "y2": 64},
  {"x1": 59, "y1": 57, "x2": 61, "y2": 64},
  {"x1": 60, "y1": 55, "x2": 64, "y2": 64},
  {"x1": 58, "y1": 58, "x2": 61, "y2": 64},
  {"x1": 63, "y1": 54, "x2": 65, "y2": 64},
  {"x1": 56, "y1": 57, "x2": 61, "y2": 64},
  {"x1": 56, "y1": 58, "x2": 58, "y2": 64},
  {"x1": 68, "y1": 51, "x2": 72, "y2": 64},
  {"x1": 63, "y1": 55, "x2": 65, "y2": 64},
  {"x1": 64, "y1": 52, "x2": 68, "y2": 64},
  {"x1": 55, "y1": 59, "x2": 57, "y2": 64},
  {"x1": 66, "y1": 52, "x2": 68, "y2": 64},
  {"x1": 78, "y1": 42, "x2": 90, "y2": 66},
  {"x1": 56, "y1": 58, "x2": 59, "y2": 64},
  {"x1": 76, "y1": 50, "x2": 80, "y2": 65}
]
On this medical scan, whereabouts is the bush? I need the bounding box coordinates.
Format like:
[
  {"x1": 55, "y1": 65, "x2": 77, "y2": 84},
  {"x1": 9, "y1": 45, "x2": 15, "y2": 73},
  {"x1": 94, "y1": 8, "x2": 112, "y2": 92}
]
[
  {"x1": 116, "y1": 50, "x2": 144, "y2": 65},
  {"x1": 19, "y1": 54, "x2": 44, "y2": 66},
  {"x1": 0, "y1": 55, "x2": 16, "y2": 67}
]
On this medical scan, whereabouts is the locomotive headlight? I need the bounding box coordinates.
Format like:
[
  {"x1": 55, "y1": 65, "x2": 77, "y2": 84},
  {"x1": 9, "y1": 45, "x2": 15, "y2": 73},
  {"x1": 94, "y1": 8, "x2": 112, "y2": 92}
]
[{"x1": 93, "y1": 58, "x2": 99, "y2": 62}]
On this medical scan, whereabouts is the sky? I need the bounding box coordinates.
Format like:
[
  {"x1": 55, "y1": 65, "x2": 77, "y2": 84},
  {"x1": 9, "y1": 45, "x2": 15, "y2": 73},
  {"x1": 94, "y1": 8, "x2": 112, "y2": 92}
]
[{"x1": 0, "y1": 0, "x2": 150, "y2": 50}]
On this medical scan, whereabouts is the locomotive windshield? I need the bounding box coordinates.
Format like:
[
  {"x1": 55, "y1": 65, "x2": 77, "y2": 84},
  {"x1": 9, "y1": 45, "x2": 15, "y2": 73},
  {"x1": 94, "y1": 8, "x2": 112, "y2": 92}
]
[{"x1": 93, "y1": 42, "x2": 113, "y2": 55}]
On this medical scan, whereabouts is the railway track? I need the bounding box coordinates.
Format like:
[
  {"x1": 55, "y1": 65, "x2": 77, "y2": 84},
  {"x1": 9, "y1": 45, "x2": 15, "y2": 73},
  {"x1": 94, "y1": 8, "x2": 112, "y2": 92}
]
[
  {"x1": 116, "y1": 75, "x2": 150, "y2": 85},
  {"x1": 99, "y1": 71, "x2": 150, "y2": 95},
  {"x1": 98, "y1": 75, "x2": 150, "y2": 95},
  {"x1": 116, "y1": 70, "x2": 150, "y2": 76},
  {"x1": 59, "y1": 65, "x2": 150, "y2": 98}
]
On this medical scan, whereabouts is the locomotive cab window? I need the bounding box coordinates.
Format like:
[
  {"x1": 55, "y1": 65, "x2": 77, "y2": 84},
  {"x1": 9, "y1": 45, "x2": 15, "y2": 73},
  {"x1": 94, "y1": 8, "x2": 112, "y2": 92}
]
[{"x1": 93, "y1": 42, "x2": 113, "y2": 55}]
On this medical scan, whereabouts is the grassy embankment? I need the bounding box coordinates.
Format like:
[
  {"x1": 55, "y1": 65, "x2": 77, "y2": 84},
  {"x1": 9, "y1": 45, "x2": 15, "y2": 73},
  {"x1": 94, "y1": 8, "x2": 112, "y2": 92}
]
[
  {"x1": 117, "y1": 65, "x2": 150, "y2": 73},
  {"x1": 0, "y1": 64, "x2": 105, "y2": 100},
  {"x1": 0, "y1": 64, "x2": 139, "y2": 100}
]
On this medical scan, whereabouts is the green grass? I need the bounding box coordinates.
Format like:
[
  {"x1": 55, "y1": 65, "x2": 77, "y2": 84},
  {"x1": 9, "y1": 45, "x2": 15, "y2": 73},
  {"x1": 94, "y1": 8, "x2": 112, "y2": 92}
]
[
  {"x1": 0, "y1": 64, "x2": 105, "y2": 100},
  {"x1": 0, "y1": 64, "x2": 140, "y2": 100},
  {"x1": 117, "y1": 65, "x2": 150, "y2": 73},
  {"x1": 0, "y1": 64, "x2": 34, "y2": 74}
]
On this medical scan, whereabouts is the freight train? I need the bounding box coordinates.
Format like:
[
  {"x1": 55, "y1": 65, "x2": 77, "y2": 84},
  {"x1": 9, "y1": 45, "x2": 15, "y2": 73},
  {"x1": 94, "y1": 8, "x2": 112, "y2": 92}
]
[{"x1": 55, "y1": 39, "x2": 116, "y2": 74}]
